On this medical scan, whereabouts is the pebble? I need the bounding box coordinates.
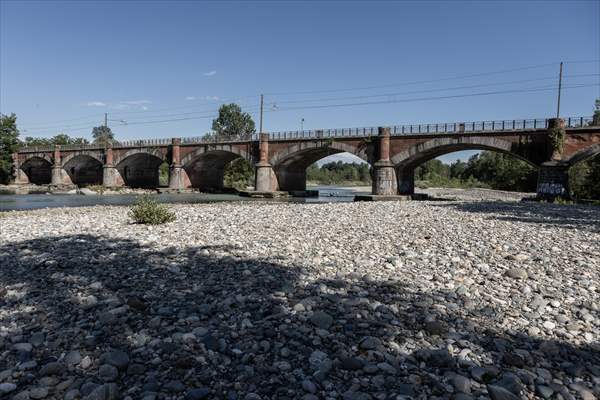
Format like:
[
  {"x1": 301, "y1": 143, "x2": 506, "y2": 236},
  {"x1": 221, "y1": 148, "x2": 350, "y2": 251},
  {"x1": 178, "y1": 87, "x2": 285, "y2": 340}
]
[{"x1": 0, "y1": 198, "x2": 598, "y2": 399}]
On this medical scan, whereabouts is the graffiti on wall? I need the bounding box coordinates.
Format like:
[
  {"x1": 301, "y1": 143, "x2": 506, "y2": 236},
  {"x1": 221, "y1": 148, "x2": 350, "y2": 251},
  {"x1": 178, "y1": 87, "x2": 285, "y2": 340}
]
[{"x1": 537, "y1": 182, "x2": 566, "y2": 196}]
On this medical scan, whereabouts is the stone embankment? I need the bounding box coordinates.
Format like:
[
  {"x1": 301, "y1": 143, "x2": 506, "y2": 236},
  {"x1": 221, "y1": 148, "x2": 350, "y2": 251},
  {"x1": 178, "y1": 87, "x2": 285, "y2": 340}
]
[{"x1": 0, "y1": 201, "x2": 599, "y2": 400}]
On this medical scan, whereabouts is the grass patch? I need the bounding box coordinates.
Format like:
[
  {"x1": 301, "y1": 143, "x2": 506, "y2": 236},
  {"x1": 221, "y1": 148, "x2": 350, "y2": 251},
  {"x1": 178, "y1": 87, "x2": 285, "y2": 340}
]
[{"x1": 129, "y1": 195, "x2": 176, "y2": 225}]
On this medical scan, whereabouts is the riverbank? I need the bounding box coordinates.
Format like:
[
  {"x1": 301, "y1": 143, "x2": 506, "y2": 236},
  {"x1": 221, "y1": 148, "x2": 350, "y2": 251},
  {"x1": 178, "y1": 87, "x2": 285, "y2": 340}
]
[{"x1": 0, "y1": 201, "x2": 598, "y2": 399}]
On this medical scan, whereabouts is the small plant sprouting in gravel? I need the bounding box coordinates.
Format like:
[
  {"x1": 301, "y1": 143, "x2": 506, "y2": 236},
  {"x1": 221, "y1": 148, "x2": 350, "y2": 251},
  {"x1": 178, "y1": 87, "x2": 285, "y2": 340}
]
[{"x1": 129, "y1": 195, "x2": 176, "y2": 225}]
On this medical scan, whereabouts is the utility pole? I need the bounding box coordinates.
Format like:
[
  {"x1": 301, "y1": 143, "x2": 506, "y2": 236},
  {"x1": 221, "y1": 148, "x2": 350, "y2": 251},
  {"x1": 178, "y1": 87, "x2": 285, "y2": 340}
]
[
  {"x1": 104, "y1": 113, "x2": 108, "y2": 128},
  {"x1": 259, "y1": 94, "x2": 264, "y2": 133},
  {"x1": 556, "y1": 62, "x2": 563, "y2": 118},
  {"x1": 301, "y1": 118, "x2": 304, "y2": 131}
]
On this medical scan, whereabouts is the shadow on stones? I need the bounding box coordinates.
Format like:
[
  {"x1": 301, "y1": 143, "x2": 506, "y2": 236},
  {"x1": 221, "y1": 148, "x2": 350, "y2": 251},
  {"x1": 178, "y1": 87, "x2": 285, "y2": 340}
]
[
  {"x1": 0, "y1": 234, "x2": 598, "y2": 399},
  {"x1": 431, "y1": 201, "x2": 600, "y2": 233}
]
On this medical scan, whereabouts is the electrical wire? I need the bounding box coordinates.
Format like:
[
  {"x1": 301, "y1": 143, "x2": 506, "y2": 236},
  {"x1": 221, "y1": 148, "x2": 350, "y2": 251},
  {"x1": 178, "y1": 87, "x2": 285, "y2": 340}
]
[
  {"x1": 268, "y1": 74, "x2": 599, "y2": 106},
  {"x1": 22, "y1": 84, "x2": 595, "y2": 136},
  {"x1": 267, "y1": 83, "x2": 598, "y2": 113},
  {"x1": 263, "y1": 62, "x2": 562, "y2": 96}
]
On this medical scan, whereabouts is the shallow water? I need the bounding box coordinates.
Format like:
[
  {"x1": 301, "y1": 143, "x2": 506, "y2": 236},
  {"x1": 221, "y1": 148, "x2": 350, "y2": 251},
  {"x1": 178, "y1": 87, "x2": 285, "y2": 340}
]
[{"x1": 0, "y1": 186, "x2": 371, "y2": 211}]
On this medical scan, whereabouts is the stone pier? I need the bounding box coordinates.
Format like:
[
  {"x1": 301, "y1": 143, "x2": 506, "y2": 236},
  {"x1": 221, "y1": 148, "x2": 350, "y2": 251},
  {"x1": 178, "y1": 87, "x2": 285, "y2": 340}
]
[
  {"x1": 102, "y1": 146, "x2": 121, "y2": 187},
  {"x1": 372, "y1": 127, "x2": 397, "y2": 195},
  {"x1": 254, "y1": 133, "x2": 276, "y2": 193},
  {"x1": 168, "y1": 138, "x2": 184, "y2": 190},
  {"x1": 51, "y1": 145, "x2": 63, "y2": 185}
]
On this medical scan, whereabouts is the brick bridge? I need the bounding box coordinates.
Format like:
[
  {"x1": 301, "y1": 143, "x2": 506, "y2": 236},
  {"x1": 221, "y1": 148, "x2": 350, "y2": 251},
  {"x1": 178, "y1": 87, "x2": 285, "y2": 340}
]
[{"x1": 13, "y1": 116, "x2": 600, "y2": 199}]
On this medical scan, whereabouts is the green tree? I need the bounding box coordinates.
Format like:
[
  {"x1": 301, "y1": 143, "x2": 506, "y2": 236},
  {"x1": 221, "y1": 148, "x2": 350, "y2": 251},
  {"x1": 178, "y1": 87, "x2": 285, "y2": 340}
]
[
  {"x1": 0, "y1": 113, "x2": 20, "y2": 184},
  {"x1": 92, "y1": 125, "x2": 114, "y2": 145},
  {"x1": 23, "y1": 136, "x2": 52, "y2": 147},
  {"x1": 224, "y1": 158, "x2": 255, "y2": 190},
  {"x1": 593, "y1": 99, "x2": 600, "y2": 126},
  {"x1": 211, "y1": 104, "x2": 256, "y2": 139}
]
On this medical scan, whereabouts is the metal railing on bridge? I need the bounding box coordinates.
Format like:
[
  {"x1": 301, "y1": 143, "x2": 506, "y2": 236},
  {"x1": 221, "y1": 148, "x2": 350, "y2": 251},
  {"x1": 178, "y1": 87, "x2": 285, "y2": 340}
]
[
  {"x1": 17, "y1": 116, "x2": 594, "y2": 152},
  {"x1": 266, "y1": 116, "x2": 594, "y2": 140}
]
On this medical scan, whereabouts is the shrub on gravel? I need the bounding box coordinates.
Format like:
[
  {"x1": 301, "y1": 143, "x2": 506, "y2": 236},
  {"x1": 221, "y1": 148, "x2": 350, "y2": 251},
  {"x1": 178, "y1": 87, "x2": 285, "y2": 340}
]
[{"x1": 129, "y1": 195, "x2": 176, "y2": 225}]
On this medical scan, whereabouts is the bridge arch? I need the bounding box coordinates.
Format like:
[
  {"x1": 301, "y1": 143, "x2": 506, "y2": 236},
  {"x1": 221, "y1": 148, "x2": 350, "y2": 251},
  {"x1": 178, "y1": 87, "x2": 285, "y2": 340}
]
[
  {"x1": 392, "y1": 137, "x2": 538, "y2": 194},
  {"x1": 62, "y1": 154, "x2": 103, "y2": 186},
  {"x1": 270, "y1": 141, "x2": 370, "y2": 191},
  {"x1": 19, "y1": 156, "x2": 52, "y2": 185},
  {"x1": 269, "y1": 141, "x2": 368, "y2": 166},
  {"x1": 116, "y1": 151, "x2": 164, "y2": 188},
  {"x1": 391, "y1": 136, "x2": 537, "y2": 169},
  {"x1": 565, "y1": 143, "x2": 600, "y2": 166},
  {"x1": 182, "y1": 147, "x2": 254, "y2": 191}
]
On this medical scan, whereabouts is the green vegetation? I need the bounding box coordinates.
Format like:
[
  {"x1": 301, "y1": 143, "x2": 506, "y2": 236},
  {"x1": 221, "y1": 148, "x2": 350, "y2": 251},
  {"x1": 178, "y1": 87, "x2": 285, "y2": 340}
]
[
  {"x1": 129, "y1": 195, "x2": 176, "y2": 225},
  {"x1": 92, "y1": 125, "x2": 114, "y2": 145},
  {"x1": 570, "y1": 154, "x2": 600, "y2": 200},
  {"x1": 23, "y1": 134, "x2": 89, "y2": 147},
  {"x1": 159, "y1": 162, "x2": 170, "y2": 186},
  {"x1": 307, "y1": 161, "x2": 371, "y2": 185},
  {"x1": 0, "y1": 114, "x2": 20, "y2": 184},
  {"x1": 548, "y1": 124, "x2": 566, "y2": 157},
  {"x1": 203, "y1": 104, "x2": 256, "y2": 190},
  {"x1": 223, "y1": 158, "x2": 254, "y2": 190},
  {"x1": 211, "y1": 104, "x2": 255, "y2": 140},
  {"x1": 416, "y1": 152, "x2": 538, "y2": 192}
]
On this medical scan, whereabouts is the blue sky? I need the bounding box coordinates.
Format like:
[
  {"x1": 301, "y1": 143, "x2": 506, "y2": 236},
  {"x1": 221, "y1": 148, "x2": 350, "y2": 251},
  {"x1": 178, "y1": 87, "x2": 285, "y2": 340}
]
[{"x1": 1, "y1": 0, "x2": 599, "y2": 164}]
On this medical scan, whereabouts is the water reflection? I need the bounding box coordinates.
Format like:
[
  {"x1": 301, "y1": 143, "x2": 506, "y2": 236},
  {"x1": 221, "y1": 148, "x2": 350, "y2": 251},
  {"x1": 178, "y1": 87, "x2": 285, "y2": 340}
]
[{"x1": 0, "y1": 186, "x2": 371, "y2": 211}]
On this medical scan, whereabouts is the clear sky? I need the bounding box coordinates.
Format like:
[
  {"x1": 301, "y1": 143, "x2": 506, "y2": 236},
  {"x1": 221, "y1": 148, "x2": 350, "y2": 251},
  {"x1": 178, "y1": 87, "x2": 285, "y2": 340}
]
[{"x1": 1, "y1": 0, "x2": 599, "y2": 164}]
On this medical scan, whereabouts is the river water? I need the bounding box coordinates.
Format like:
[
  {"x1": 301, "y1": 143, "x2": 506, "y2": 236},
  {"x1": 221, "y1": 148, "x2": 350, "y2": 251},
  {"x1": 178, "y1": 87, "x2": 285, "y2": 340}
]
[{"x1": 0, "y1": 186, "x2": 371, "y2": 211}]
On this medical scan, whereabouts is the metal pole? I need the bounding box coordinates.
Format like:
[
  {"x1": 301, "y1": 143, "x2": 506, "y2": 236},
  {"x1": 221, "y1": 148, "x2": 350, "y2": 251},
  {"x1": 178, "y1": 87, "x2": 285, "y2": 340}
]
[
  {"x1": 259, "y1": 94, "x2": 264, "y2": 133},
  {"x1": 556, "y1": 62, "x2": 563, "y2": 118},
  {"x1": 104, "y1": 113, "x2": 108, "y2": 127}
]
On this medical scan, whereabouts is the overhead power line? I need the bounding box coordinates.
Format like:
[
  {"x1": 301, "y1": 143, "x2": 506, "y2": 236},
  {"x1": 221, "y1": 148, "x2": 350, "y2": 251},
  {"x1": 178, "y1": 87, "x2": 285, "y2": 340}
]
[
  {"x1": 268, "y1": 74, "x2": 599, "y2": 106},
  {"x1": 263, "y1": 62, "x2": 562, "y2": 96},
  {"x1": 267, "y1": 83, "x2": 598, "y2": 113},
  {"x1": 22, "y1": 83, "x2": 596, "y2": 136}
]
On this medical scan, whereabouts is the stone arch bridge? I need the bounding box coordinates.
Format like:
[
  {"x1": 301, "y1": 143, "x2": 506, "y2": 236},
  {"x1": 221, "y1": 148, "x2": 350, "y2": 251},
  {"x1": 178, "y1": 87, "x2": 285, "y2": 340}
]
[{"x1": 13, "y1": 117, "x2": 600, "y2": 199}]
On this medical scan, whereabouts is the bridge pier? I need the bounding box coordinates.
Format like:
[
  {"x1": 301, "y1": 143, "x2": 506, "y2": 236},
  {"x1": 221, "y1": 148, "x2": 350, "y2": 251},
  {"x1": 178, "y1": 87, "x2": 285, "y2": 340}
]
[
  {"x1": 536, "y1": 161, "x2": 570, "y2": 200},
  {"x1": 168, "y1": 138, "x2": 185, "y2": 190},
  {"x1": 372, "y1": 127, "x2": 397, "y2": 195},
  {"x1": 11, "y1": 153, "x2": 28, "y2": 184},
  {"x1": 255, "y1": 133, "x2": 276, "y2": 192},
  {"x1": 50, "y1": 145, "x2": 63, "y2": 185},
  {"x1": 102, "y1": 146, "x2": 122, "y2": 187}
]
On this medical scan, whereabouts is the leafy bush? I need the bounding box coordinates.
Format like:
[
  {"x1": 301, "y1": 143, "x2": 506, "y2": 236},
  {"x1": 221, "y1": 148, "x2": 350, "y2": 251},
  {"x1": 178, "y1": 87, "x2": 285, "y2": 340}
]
[{"x1": 129, "y1": 195, "x2": 176, "y2": 225}]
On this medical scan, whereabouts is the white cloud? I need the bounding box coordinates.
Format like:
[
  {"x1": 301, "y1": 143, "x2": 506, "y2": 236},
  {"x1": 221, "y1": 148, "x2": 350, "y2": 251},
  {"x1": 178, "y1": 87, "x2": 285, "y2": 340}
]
[
  {"x1": 185, "y1": 96, "x2": 197, "y2": 101},
  {"x1": 122, "y1": 100, "x2": 152, "y2": 105},
  {"x1": 205, "y1": 95, "x2": 219, "y2": 101},
  {"x1": 203, "y1": 70, "x2": 217, "y2": 77},
  {"x1": 86, "y1": 101, "x2": 106, "y2": 107}
]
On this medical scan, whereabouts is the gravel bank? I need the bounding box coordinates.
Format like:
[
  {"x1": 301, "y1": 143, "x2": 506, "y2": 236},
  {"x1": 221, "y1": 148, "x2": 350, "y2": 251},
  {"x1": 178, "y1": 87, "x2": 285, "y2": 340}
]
[
  {"x1": 419, "y1": 188, "x2": 534, "y2": 202},
  {"x1": 0, "y1": 201, "x2": 599, "y2": 400}
]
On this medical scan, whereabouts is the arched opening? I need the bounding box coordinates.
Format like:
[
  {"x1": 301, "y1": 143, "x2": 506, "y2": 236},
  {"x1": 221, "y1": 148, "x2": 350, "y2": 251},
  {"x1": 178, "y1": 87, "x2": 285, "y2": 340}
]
[
  {"x1": 183, "y1": 150, "x2": 254, "y2": 192},
  {"x1": 116, "y1": 153, "x2": 163, "y2": 188},
  {"x1": 63, "y1": 155, "x2": 103, "y2": 186},
  {"x1": 306, "y1": 152, "x2": 371, "y2": 188},
  {"x1": 273, "y1": 147, "x2": 370, "y2": 192},
  {"x1": 396, "y1": 147, "x2": 538, "y2": 195},
  {"x1": 159, "y1": 161, "x2": 170, "y2": 187},
  {"x1": 569, "y1": 149, "x2": 600, "y2": 200},
  {"x1": 20, "y1": 157, "x2": 52, "y2": 185}
]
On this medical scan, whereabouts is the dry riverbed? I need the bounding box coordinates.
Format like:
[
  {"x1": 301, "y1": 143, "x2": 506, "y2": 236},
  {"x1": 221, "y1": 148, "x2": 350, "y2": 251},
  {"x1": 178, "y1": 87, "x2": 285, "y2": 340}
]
[{"x1": 0, "y1": 200, "x2": 599, "y2": 400}]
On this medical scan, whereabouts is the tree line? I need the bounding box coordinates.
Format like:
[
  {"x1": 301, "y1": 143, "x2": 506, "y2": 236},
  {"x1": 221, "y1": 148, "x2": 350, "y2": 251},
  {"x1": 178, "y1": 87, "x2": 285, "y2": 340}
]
[{"x1": 307, "y1": 161, "x2": 371, "y2": 185}]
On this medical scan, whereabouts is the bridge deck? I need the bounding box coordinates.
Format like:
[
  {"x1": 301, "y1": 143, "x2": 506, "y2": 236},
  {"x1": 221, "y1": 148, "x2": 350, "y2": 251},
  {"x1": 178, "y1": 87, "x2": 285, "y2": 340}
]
[{"x1": 17, "y1": 116, "x2": 593, "y2": 153}]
